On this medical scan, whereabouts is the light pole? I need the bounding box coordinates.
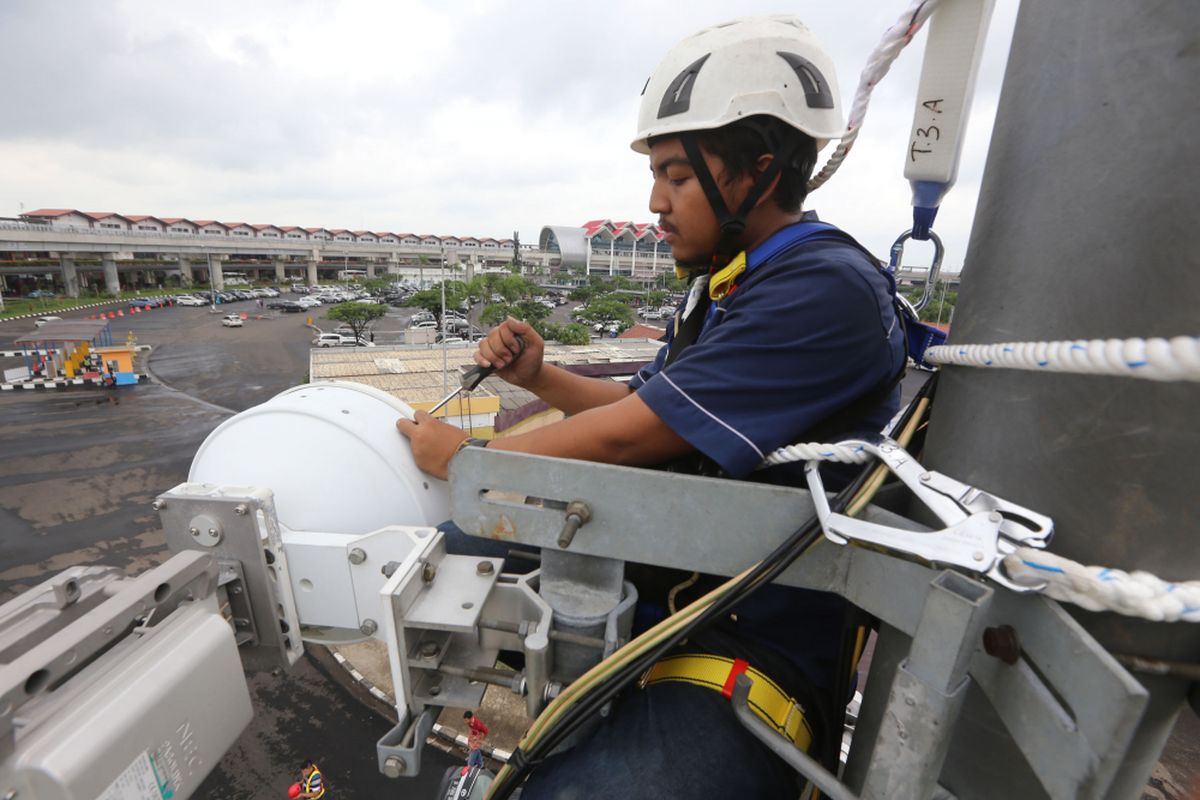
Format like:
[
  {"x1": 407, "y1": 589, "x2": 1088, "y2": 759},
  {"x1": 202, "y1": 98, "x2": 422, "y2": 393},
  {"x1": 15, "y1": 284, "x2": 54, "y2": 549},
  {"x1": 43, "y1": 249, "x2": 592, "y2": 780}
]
[
  {"x1": 440, "y1": 246, "x2": 448, "y2": 395},
  {"x1": 935, "y1": 275, "x2": 950, "y2": 327}
]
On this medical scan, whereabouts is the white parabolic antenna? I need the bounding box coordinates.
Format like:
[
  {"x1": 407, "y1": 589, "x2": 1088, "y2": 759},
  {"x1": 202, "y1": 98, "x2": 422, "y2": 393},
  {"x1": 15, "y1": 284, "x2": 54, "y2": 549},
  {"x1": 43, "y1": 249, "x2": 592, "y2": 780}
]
[{"x1": 189, "y1": 381, "x2": 448, "y2": 534}]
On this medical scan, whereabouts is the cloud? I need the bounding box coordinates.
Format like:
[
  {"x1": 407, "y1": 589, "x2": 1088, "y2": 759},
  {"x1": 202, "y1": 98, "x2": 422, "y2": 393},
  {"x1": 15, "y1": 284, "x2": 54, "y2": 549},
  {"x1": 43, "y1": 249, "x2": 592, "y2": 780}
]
[{"x1": 0, "y1": 0, "x2": 1018, "y2": 255}]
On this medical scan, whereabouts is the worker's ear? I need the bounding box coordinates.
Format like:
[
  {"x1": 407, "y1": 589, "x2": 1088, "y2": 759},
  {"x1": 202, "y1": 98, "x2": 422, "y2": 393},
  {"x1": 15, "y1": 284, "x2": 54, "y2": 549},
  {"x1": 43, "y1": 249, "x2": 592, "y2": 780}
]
[{"x1": 750, "y1": 153, "x2": 782, "y2": 209}]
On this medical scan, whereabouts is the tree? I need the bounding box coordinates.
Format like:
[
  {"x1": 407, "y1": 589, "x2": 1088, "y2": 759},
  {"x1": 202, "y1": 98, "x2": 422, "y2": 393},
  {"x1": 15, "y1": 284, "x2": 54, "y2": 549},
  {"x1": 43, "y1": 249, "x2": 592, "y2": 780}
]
[
  {"x1": 646, "y1": 289, "x2": 668, "y2": 308},
  {"x1": 327, "y1": 302, "x2": 386, "y2": 342},
  {"x1": 497, "y1": 274, "x2": 531, "y2": 302},
  {"x1": 480, "y1": 303, "x2": 512, "y2": 328},
  {"x1": 576, "y1": 295, "x2": 635, "y2": 327},
  {"x1": 404, "y1": 282, "x2": 468, "y2": 321},
  {"x1": 553, "y1": 323, "x2": 591, "y2": 345}
]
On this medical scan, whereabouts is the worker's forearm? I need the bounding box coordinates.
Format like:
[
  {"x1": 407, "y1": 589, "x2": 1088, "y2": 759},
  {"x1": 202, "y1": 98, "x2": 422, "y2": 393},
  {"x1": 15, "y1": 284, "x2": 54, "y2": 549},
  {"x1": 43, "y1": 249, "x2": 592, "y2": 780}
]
[
  {"x1": 485, "y1": 392, "x2": 690, "y2": 466},
  {"x1": 524, "y1": 363, "x2": 633, "y2": 415}
]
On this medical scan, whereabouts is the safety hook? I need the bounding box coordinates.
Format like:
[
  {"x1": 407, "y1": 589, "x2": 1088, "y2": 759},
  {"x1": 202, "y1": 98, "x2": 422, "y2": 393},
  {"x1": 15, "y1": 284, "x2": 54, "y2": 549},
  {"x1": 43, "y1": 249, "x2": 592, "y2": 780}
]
[{"x1": 888, "y1": 229, "x2": 944, "y2": 313}]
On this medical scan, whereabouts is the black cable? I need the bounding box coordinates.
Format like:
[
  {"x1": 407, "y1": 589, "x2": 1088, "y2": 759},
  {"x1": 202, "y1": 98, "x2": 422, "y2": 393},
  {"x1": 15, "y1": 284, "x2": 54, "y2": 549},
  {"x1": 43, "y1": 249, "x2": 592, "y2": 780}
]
[{"x1": 492, "y1": 374, "x2": 939, "y2": 796}]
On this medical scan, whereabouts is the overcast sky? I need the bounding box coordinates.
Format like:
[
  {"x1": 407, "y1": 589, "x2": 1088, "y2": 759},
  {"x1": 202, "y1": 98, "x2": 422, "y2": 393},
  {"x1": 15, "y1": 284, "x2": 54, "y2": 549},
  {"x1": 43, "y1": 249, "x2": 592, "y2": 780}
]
[{"x1": 0, "y1": 1, "x2": 1019, "y2": 272}]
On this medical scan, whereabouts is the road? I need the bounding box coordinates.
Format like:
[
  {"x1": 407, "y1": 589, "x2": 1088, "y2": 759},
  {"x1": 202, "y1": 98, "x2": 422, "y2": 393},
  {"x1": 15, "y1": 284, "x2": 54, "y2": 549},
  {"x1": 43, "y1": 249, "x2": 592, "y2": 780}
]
[
  {"x1": 0, "y1": 297, "x2": 460, "y2": 800},
  {"x1": 1, "y1": 295, "x2": 1197, "y2": 799}
]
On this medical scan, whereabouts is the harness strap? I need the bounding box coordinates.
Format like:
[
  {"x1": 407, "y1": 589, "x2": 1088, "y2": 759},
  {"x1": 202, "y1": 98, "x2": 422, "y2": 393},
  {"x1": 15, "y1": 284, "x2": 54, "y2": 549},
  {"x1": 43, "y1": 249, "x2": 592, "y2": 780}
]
[{"x1": 641, "y1": 654, "x2": 814, "y2": 751}]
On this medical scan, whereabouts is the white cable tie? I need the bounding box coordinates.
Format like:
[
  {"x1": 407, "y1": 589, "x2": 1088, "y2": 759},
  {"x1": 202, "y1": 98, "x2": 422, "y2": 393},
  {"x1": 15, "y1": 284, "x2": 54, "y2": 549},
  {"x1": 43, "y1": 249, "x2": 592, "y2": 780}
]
[
  {"x1": 925, "y1": 336, "x2": 1200, "y2": 382},
  {"x1": 1004, "y1": 548, "x2": 1200, "y2": 623}
]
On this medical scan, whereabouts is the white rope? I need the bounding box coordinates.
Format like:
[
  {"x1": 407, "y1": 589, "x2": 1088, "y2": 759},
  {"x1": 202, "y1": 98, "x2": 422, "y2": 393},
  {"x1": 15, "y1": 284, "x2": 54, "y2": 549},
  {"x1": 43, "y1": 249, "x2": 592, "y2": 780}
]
[
  {"x1": 808, "y1": 0, "x2": 942, "y2": 192},
  {"x1": 925, "y1": 336, "x2": 1200, "y2": 382},
  {"x1": 1005, "y1": 548, "x2": 1200, "y2": 623},
  {"x1": 759, "y1": 440, "x2": 873, "y2": 467}
]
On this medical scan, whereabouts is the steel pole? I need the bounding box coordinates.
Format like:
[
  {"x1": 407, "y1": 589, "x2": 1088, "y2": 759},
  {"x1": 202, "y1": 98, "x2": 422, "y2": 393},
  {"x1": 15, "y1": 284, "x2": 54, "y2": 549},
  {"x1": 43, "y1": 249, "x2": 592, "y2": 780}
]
[{"x1": 912, "y1": 1, "x2": 1200, "y2": 797}]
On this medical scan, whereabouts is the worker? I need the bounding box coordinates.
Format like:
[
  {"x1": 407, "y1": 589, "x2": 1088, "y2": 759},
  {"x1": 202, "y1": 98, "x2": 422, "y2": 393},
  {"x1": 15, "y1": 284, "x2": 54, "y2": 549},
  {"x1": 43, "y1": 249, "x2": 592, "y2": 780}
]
[
  {"x1": 397, "y1": 15, "x2": 904, "y2": 798},
  {"x1": 464, "y1": 710, "x2": 490, "y2": 769},
  {"x1": 297, "y1": 758, "x2": 325, "y2": 799}
]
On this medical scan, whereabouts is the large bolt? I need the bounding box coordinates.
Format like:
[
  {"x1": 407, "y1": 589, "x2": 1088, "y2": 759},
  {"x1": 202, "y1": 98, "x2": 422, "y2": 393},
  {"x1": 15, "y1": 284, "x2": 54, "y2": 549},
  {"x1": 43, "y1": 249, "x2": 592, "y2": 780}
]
[
  {"x1": 381, "y1": 561, "x2": 400, "y2": 578},
  {"x1": 982, "y1": 625, "x2": 1021, "y2": 665},
  {"x1": 152, "y1": 499, "x2": 165, "y2": 511},
  {"x1": 557, "y1": 500, "x2": 593, "y2": 549},
  {"x1": 359, "y1": 619, "x2": 378, "y2": 636},
  {"x1": 234, "y1": 504, "x2": 248, "y2": 516},
  {"x1": 420, "y1": 641, "x2": 439, "y2": 658},
  {"x1": 476, "y1": 560, "x2": 494, "y2": 576},
  {"x1": 348, "y1": 547, "x2": 367, "y2": 565},
  {"x1": 421, "y1": 561, "x2": 437, "y2": 583},
  {"x1": 382, "y1": 755, "x2": 406, "y2": 778},
  {"x1": 189, "y1": 527, "x2": 200, "y2": 537}
]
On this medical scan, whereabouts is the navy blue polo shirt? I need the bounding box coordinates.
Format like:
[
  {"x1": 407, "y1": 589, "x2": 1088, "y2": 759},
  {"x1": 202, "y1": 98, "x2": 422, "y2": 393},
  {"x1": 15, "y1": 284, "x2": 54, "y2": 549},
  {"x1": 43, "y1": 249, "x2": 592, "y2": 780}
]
[
  {"x1": 629, "y1": 218, "x2": 906, "y2": 692},
  {"x1": 630, "y1": 219, "x2": 905, "y2": 478}
]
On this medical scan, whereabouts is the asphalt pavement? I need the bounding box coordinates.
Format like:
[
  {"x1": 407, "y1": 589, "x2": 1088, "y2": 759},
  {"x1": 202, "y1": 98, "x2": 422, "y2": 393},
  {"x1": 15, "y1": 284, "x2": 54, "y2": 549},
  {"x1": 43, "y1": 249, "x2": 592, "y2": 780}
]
[{"x1": 0, "y1": 296, "x2": 460, "y2": 800}]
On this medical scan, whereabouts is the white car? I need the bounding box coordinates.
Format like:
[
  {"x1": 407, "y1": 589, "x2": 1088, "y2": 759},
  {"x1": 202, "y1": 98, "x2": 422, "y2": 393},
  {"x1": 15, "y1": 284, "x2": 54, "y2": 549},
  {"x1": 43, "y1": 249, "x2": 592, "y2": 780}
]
[
  {"x1": 33, "y1": 316, "x2": 63, "y2": 327},
  {"x1": 176, "y1": 296, "x2": 206, "y2": 307},
  {"x1": 296, "y1": 296, "x2": 322, "y2": 308},
  {"x1": 409, "y1": 320, "x2": 438, "y2": 330},
  {"x1": 314, "y1": 333, "x2": 373, "y2": 347},
  {"x1": 221, "y1": 314, "x2": 243, "y2": 327}
]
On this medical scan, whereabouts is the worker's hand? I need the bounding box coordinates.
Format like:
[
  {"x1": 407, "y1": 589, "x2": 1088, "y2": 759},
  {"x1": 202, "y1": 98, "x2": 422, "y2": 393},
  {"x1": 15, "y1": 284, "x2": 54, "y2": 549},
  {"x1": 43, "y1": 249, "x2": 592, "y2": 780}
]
[
  {"x1": 476, "y1": 317, "x2": 543, "y2": 389},
  {"x1": 395, "y1": 410, "x2": 468, "y2": 480}
]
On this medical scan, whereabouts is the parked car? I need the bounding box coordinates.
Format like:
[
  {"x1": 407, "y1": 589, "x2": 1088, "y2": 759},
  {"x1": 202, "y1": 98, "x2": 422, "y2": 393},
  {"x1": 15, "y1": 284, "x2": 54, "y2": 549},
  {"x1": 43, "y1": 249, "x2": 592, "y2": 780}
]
[
  {"x1": 176, "y1": 295, "x2": 207, "y2": 307},
  {"x1": 313, "y1": 333, "x2": 373, "y2": 347},
  {"x1": 277, "y1": 300, "x2": 304, "y2": 313},
  {"x1": 296, "y1": 296, "x2": 322, "y2": 308},
  {"x1": 221, "y1": 314, "x2": 243, "y2": 328},
  {"x1": 409, "y1": 320, "x2": 438, "y2": 330},
  {"x1": 33, "y1": 316, "x2": 63, "y2": 327},
  {"x1": 27, "y1": 289, "x2": 56, "y2": 299}
]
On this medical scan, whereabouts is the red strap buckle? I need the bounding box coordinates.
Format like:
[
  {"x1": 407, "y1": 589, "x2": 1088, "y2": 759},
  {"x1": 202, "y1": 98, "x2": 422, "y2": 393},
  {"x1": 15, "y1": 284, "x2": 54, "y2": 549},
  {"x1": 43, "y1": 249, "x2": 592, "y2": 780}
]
[{"x1": 721, "y1": 658, "x2": 750, "y2": 699}]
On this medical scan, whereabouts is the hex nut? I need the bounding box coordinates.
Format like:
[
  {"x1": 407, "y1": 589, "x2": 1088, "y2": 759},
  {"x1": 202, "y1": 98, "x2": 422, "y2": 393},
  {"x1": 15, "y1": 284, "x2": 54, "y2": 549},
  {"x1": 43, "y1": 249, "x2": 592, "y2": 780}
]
[
  {"x1": 476, "y1": 560, "x2": 494, "y2": 576},
  {"x1": 359, "y1": 619, "x2": 378, "y2": 636},
  {"x1": 382, "y1": 755, "x2": 405, "y2": 778},
  {"x1": 234, "y1": 504, "x2": 248, "y2": 516},
  {"x1": 348, "y1": 547, "x2": 367, "y2": 565}
]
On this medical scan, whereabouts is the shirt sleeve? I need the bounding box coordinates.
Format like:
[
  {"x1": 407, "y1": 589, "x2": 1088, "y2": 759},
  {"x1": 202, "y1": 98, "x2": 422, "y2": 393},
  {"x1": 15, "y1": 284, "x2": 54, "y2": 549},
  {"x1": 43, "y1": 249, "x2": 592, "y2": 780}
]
[
  {"x1": 627, "y1": 340, "x2": 669, "y2": 391},
  {"x1": 634, "y1": 243, "x2": 900, "y2": 477}
]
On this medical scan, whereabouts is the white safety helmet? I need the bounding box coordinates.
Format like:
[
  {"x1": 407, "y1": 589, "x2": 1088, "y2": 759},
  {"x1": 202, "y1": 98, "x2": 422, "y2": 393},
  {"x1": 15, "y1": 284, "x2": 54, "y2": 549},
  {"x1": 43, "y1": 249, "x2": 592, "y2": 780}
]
[{"x1": 632, "y1": 15, "x2": 845, "y2": 154}]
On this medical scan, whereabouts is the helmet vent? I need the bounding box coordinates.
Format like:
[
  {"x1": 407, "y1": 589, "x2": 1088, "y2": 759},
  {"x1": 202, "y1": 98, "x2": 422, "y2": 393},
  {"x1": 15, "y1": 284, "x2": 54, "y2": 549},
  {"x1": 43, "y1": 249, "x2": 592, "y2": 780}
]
[
  {"x1": 657, "y1": 54, "x2": 711, "y2": 119},
  {"x1": 776, "y1": 51, "x2": 834, "y2": 109}
]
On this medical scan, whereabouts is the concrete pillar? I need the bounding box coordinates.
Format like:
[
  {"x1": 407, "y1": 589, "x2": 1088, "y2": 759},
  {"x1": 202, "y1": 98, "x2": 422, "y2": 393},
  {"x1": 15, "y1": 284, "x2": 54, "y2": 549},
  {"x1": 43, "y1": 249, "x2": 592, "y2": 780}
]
[
  {"x1": 306, "y1": 258, "x2": 318, "y2": 286},
  {"x1": 60, "y1": 256, "x2": 79, "y2": 298},
  {"x1": 275, "y1": 257, "x2": 287, "y2": 283},
  {"x1": 178, "y1": 256, "x2": 194, "y2": 287},
  {"x1": 102, "y1": 255, "x2": 120, "y2": 296},
  {"x1": 366, "y1": 261, "x2": 377, "y2": 280},
  {"x1": 208, "y1": 255, "x2": 225, "y2": 291}
]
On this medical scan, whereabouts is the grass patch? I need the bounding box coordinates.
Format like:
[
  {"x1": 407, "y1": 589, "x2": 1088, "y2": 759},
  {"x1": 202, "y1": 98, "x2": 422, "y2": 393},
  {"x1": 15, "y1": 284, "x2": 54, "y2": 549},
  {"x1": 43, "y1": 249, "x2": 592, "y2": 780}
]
[{"x1": 0, "y1": 291, "x2": 177, "y2": 320}]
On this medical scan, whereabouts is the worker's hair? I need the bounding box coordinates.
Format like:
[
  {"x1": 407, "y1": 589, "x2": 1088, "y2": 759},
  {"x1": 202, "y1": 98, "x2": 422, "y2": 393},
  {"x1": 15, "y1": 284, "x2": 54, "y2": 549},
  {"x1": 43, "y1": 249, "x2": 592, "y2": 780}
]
[
  {"x1": 301, "y1": 759, "x2": 316, "y2": 769},
  {"x1": 463, "y1": 710, "x2": 473, "y2": 719}
]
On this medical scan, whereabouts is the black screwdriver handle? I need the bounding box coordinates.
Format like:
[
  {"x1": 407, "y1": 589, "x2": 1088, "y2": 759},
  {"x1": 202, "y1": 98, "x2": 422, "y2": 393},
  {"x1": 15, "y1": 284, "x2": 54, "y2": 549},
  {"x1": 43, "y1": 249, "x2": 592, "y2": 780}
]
[{"x1": 460, "y1": 334, "x2": 525, "y2": 391}]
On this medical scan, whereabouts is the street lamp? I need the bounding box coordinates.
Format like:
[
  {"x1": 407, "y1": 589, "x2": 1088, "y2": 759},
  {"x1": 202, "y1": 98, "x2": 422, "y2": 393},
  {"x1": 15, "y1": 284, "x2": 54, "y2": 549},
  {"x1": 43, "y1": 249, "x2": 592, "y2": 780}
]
[{"x1": 440, "y1": 245, "x2": 448, "y2": 395}]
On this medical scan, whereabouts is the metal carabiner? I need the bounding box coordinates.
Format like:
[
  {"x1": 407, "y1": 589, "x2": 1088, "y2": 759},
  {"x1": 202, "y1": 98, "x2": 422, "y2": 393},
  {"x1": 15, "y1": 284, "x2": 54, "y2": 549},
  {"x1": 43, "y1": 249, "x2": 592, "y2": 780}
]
[{"x1": 888, "y1": 229, "x2": 944, "y2": 313}]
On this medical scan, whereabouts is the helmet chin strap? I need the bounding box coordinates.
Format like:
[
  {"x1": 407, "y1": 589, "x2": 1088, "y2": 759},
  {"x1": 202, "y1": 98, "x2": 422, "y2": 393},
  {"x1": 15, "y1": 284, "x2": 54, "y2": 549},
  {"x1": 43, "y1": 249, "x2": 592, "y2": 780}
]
[{"x1": 678, "y1": 130, "x2": 801, "y2": 271}]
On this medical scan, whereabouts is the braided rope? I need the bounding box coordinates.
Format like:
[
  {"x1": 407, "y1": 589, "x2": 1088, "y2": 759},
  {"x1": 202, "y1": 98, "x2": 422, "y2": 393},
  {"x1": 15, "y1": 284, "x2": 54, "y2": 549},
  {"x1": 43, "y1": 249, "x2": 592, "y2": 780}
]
[
  {"x1": 925, "y1": 336, "x2": 1200, "y2": 382},
  {"x1": 808, "y1": 0, "x2": 942, "y2": 193},
  {"x1": 759, "y1": 440, "x2": 873, "y2": 468},
  {"x1": 1005, "y1": 548, "x2": 1200, "y2": 623}
]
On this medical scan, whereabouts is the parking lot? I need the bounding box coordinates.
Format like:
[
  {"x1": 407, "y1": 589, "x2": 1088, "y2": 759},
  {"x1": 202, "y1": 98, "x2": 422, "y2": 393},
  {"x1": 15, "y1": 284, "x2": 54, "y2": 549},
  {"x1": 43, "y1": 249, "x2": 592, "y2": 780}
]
[{"x1": 0, "y1": 296, "x2": 460, "y2": 799}]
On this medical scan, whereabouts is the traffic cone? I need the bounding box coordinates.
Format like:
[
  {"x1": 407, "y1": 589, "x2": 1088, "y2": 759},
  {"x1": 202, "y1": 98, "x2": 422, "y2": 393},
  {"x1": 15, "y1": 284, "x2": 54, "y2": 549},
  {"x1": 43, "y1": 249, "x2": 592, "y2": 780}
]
[
  {"x1": 108, "y1": 311, "x2": 116, "y2": 319},
  {"x1": 144, "y1": 304, "x2": 151, "y2": 312},
  {"x1": 117, "y1": 309, "x2": 124, "y2": 317}
]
